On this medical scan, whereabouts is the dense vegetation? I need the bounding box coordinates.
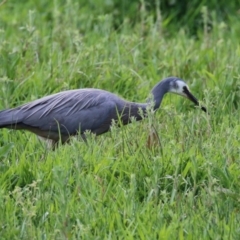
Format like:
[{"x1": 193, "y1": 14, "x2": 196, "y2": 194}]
[{"x1": 0, "y1": 0, "x2": 240, "y2": 239}]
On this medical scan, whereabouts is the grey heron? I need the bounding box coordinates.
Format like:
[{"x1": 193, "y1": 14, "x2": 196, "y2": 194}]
[{"x1": 0, "y1": 77, "x2": 206, "y2": 148}]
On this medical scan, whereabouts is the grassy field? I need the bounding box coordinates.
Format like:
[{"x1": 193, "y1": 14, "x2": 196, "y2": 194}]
[{"x1": 0, "y1": 1, "x2": 240, "y2": 239}]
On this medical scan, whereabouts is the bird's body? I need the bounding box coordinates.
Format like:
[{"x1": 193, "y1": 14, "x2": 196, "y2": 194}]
[
  {"x1": 0, "y1": 89, "x2": 146, "y2": 144},
  {"x1": 0, "y1": 77, "x2": 206, "y2": 148}
]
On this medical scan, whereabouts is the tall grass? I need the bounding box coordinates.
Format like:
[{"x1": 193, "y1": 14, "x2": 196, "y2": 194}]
[{"x1": 0, "y1": 0, "x2": 240, "y2": 239}]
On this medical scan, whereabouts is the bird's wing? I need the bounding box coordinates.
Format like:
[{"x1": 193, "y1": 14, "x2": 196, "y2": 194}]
[
  {"x1": 20, "y1": 89, "x2": 106, "y2": 117},
  {"x1": 18, "y1": 89, "x2": 121, "y2": 135}
]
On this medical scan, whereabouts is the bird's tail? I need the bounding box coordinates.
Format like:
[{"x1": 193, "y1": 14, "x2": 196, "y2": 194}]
[{"x1": 0, "y1": 109, "x2": 21, "y2": 128}]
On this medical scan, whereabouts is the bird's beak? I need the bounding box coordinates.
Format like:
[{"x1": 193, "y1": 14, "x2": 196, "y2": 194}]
[{"x1": 183, "y1": 87, "x2": 207, "y2": 112}]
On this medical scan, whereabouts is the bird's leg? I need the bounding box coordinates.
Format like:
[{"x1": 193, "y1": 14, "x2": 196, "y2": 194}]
[
  {"x1": 51, "y1": 140, "x2": 58, "y2": 150},
  {"x1": 37, "y1": 135, "x2": 70, "y2": 150},
  {"x1": 38, "y1": 136, "x2": 56, "y2": 150},
  {"x1": 51, "y1": 137, "x2": 70, "y2": 150},
  {"x1": 81, "y1": 134, "x2": 88, "y2": 145},
  {"x1": 146, "y1": 125, "x2": 161, "y2": 149}
]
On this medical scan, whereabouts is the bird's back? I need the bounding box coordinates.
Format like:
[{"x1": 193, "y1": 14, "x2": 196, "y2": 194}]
[{"x1": 0, "y1": 88, "x2": 129, "y2": 141}]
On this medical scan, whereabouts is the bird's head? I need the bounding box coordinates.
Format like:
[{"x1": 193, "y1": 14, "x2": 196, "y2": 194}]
[
  {"x1": 168, "y1": 77, "x2": 207, "y2": 112},
  {"x1": 150, "y1": 77, "x2": 207, "y2": 112}
]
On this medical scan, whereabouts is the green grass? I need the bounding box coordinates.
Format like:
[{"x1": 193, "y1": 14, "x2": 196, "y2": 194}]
[{"x1": 0, "y1": 0, "x2": 240, "y2": 239}]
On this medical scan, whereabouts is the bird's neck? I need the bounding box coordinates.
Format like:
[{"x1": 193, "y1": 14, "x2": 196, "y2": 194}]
[
  {"x1": 150, "y1": 81, "x2": 169, "y2": 110},
  {"x1": 120, "y1": 81, "x2": 169, "y2": 123}
]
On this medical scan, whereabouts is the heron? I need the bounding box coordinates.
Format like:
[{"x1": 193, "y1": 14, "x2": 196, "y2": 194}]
[{"x1": 0, "y1": 77, "x2": 206, "y2": 148}]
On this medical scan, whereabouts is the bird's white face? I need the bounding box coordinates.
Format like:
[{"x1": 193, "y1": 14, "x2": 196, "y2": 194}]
[
  {"x1": 168, "y1": 79, "x2": 201, "y2": 107},
  {"x1": 169, "y1": 80, "x2": 190, "y2": 98}
]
